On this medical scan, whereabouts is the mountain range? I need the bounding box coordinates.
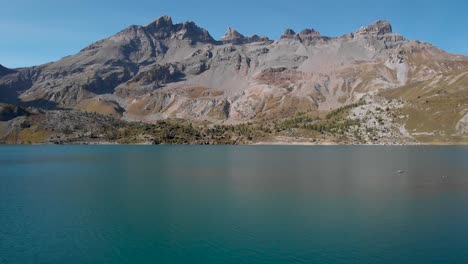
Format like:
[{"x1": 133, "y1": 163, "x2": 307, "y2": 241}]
[{"x1": 0, "y1": 16, "x2": 467, "y2": 144}]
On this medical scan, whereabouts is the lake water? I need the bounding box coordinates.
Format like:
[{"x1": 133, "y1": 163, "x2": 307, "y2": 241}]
[{"x1": 1, "y1": 146, "x2": 468, "y2": 263}]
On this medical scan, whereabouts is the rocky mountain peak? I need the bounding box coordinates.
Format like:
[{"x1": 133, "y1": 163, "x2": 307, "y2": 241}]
[
  {"x1": 175, "y1": 21, "x2": 216, "y2": 43},
  {"x1": 143, "y1": 16, "x2": 215, "y2": 44},
  {"x1": 281, "y1": 29, "x2": 297, "y2": 39},
  {"x1": 146, "y1": 15, "x2": 173, "y2": 29},
  {"x1": 223, "y1": 27, "x2": 245, "y2": 39},
  {"x1": 298, "y1": 28, "x2": 329, "y2": 44},
  {"x1": 221, "y1": 27, "x2": 246, "y2": 44},
  {"x1": 141, "y1": 15, "x2": 176, "y2": 40},
  {"x1": 299, "y1": 28, "x2": 320, "y2": 36},
  {"x1": 298, "y1": 28, "x2": 321, "y2": 41},
  {"x1": 356, "y1": 20, "x2": 393, "y2": 36},
  {"x1": 221, "y1": 27, "x2": 271, "y2": 44},
  {"x1": 283, "y1": 29, "x2": 296, "y2": 35},
  {"x1": 249, "y1": 35, "x2": 271, "y2": 43}
]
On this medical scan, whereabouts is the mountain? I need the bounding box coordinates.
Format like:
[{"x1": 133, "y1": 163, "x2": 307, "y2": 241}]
[{"x1": 0, "y1": 16, "x2": 467, "y2": 144}]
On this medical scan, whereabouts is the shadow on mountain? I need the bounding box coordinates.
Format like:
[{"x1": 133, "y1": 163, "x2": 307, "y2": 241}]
[
  {"x1": 0, "y1": 65, "x2": 16, "y2": 77},
  {"x1": 0, "y1": 103, "x2": 29, "y2": 121},
  {"x1": 19, "y1": 100, "x2": 60, "y2": 110}
]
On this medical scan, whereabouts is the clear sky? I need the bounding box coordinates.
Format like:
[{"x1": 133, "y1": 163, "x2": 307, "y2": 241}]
[{"x1": 1, "y1": 0, "x2": 466, "y2": 68}]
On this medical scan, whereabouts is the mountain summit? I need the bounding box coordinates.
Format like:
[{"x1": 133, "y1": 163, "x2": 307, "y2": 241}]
[
  {"x1": 221, "y1": 27, "x2": 245, "y2": 43},
  {"x1": 144, "y1": 15, "x2": 215, "y2": 43},
  {"x1": 356, "y1": 20, "x2": 393, "y2": 35}
]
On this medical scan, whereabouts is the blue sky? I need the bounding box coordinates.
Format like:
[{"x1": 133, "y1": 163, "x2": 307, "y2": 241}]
[{"x1": 1, "y1": 0, "x2": 467, "y2": 68}]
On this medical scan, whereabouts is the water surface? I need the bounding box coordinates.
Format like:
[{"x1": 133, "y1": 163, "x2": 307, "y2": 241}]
[{"x1": 1, "y1": 146, "x2": 468, "y2": 263}]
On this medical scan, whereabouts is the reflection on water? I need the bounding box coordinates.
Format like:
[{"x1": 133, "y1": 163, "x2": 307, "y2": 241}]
[{"x1": 1, "y1": 146, "x2": 468, "y2": 263}]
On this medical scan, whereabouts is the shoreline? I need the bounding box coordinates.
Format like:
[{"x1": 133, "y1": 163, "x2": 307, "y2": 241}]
[
  {"x1": 251, "y1": 140, "x2": 468, "y2": 146},
  {"x1": 1, "y1": 142, "x2": 468, "y2": 146}
]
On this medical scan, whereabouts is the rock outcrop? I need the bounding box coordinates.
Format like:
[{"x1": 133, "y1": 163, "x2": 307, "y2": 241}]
[
  {"x1": 356, "y1": 20, "x2": 393, "y2": 35},
  {"x1": 221, "y1": 27, "x2": 271, "y2": 44},
  {"x1": 456, "y1": 113, "x2": 468, "y2": 135},
  {"x1": 281, "y1": 29, "x2": 297, "y2": 40}
]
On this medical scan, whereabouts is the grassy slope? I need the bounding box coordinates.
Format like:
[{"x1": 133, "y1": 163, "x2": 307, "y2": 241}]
[
  {"x1": 381, "y1": 70, "x2": 468, "y2": 143},
  {"x1": 76, "y1": 98, "x2": 125, "y2": 118}
]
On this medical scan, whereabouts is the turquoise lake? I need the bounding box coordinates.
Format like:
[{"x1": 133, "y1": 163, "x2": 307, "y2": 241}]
[{"x1": 1, "y1": 146, "x2": 468, "y2": 263}]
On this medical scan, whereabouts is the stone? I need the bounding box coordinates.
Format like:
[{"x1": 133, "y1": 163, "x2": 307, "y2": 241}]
[{"x1": 356, "y1": 20, "x2": 393, "y2": 36}]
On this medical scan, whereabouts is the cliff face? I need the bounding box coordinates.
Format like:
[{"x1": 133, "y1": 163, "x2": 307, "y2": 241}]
[{"x1": 1, "y1": 16, "x2": 467, "y2": 138}]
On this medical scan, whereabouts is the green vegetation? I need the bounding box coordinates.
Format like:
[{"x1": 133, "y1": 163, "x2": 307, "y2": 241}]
[
  {"x1": 12, "y1": 125, "x2": 50, "y2": 144},
  {"x1": 258, "y1": 100, "x2": 366, "y2": 143},
  {"x1": 1, "y1": 103, "x2": 368, "y2": 144},
  {"x1": 381, "y1": 72, "x2": 468, "y2": 143},
  {"x1": 105, "y1": 120, "x2": 265, "y2": 145}
]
